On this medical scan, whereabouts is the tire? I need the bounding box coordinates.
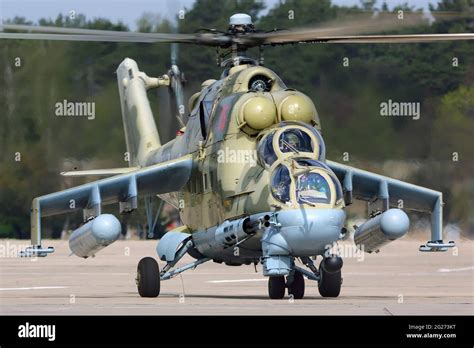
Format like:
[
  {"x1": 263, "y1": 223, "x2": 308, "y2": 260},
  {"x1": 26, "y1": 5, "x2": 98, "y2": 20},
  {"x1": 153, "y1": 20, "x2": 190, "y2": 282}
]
[
  {"x1": 268, "y1": 276, "x2": 286, "y2": 299},
  {"x1": 136, "y1": 257, "x2": 160, "y2": 297},
  {"x1": 318, "y1": 268, "x2": 341, "y2": 298},
  {"x1": 287, "y1": 271, "x2": 305, "y2": 299}
]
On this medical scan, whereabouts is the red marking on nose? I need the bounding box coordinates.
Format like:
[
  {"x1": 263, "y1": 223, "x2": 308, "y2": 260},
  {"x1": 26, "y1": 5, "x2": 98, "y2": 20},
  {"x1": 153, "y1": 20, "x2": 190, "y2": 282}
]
[{"x1": 219, "y1": 104, "x2": 231, "y2": 131}]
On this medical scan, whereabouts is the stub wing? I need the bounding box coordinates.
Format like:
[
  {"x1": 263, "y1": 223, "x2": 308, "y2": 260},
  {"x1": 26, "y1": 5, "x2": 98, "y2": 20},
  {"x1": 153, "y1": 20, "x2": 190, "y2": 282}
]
[
  {"x1": 28, "y1": 155, "x2": 193, "y2": 250},
  {"x1": 326, "y1": 160, "x2": 455, "y2": 252}
]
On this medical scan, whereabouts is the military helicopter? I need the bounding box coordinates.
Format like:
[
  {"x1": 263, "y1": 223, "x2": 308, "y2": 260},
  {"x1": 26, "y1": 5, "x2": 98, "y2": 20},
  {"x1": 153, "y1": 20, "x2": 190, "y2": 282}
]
[{"x1": 4, "y1": 12, "x2": 473, "y2": 299}]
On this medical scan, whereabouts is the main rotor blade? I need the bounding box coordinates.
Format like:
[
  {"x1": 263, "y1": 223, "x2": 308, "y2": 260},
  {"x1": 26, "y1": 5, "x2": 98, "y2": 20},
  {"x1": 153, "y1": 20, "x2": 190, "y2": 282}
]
[
  {"x1": 301, "y1": 33, "x2": 474, "y2": 44},
  {"x1": 242, "y1": 11, "x2": 474, "y2": 46},
  {"x1": 2, "y1": 23, "x2": 196, "y2": 39},
  {"x1": 3, "y1": 24, "x2": 137, "y2": 36},
  {"x1": 0, "y1": 32, "x2": 171, "y2": 43},
  {"x1": 0, "y1": 24, "x2": 198, "y2": 43},
  {"x1": 249, "y1": 30, "x2": 474, "y2": 45},
  {"x1": 3, "y1": 10, "x2": 472, "y2": 46}
]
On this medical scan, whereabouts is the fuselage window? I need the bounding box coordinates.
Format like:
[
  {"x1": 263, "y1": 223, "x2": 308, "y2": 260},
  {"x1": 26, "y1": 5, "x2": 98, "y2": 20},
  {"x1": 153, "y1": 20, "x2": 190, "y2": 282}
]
[
  {"x1": 296, "y1": 173, "x2": 331, "y2": 205},
  {"x1": 278, "y1": 129, "x2": 313, "y2": 153},
  {"x1": 199, "y1": 101, "x2": 208, "y2": 139},
  {"x1": 210, "y1": 95, "x2": 238, "y2": 142},
  {"x1": 296, "y1": 159, "x2": 342, "y2": 201},
  {"x1": 198, "y1": 86, "x2": 217, "y2": 139},
  {"x1": 263, "y1": 132, "x2": 277, "y2": 165},
  {"x1": 271, "y1": 165, "x2": 291, "y2": 203},
  {"x1": 257, "y1": 131, "x2": 277, "y2": 166}
]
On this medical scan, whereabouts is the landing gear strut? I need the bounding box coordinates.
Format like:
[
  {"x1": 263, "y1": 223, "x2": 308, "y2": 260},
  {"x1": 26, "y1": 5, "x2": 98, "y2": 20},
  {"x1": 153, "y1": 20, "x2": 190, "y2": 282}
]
[
  {"x1": 265, "y1": 255, "x2": 342, "y2": 299},
  {"x1": 136, "y1": 238, "x2": 211, "y2": 298}
]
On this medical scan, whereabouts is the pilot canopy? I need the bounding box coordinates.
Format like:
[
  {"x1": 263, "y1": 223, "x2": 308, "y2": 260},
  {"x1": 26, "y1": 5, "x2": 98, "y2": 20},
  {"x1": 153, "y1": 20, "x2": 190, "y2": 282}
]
[
  {"x1": 257, "y1": 122, "x2": 326, "y2": 167},
  {"x1": 256, "y1": 123, "x2": 342, "y2": 209}
]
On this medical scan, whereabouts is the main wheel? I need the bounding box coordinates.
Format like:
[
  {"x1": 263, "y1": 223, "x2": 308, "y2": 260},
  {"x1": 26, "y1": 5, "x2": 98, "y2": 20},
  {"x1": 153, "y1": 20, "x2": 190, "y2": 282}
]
[
  {"x1": 287, "y1": 271, "x2": 305, "y2": 299},
  {"x1": 268, "y1": 276, "x2": 286, "y2": 299},
  {"x1": 318, "y1": 268, "x2": 341, "y2": 298},
  {"x1": 136, "y1": 257, "x2": 160, "y2": 297}
]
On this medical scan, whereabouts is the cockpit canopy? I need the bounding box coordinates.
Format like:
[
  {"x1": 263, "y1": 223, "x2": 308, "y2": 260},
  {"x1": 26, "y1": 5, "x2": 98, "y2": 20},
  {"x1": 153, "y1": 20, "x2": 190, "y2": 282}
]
[
  {"x1": 296, "y1": 172, "x2": 332, "y2": 205},
  {"x1": 257, "y1": 122, "x2": 326, "y2": 167},
  {"x1": 270, "y1": 159, "x2": 343, "y2": 208},
  {"x1": 258, "y1": 123, "x2": 341, "y2": 208}
]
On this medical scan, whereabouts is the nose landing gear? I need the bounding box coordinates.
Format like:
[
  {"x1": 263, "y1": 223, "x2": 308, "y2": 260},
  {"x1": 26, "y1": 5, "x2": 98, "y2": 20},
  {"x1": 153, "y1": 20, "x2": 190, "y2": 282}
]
[
  {"x1": 268, "y1": 276, "x2": 286, "y2": 299},
  {"x1": 266, "y1": 255, "x2": 342, "y2": 299},
  {"x1": 287, "y1": 270, "x2": 305, "y2": 299},
  {"x1": 267, "y1": 270, "x2": 305, "y2": 299}
]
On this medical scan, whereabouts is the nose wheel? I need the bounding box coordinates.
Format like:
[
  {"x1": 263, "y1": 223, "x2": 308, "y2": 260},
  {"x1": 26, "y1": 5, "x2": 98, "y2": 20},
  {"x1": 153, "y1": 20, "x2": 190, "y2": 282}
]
[
  {"x1": 265, "y1": 256, "x2": 342, "y2": 299},
  {"x1": 268, "y1": 271, "x2": 305, "y2": 299},
  {"x1": 287, "y1": 270, "x2": 305, "y2": 299},
  {"x1": 268, "y1": 276, "x2": 286, "y2": 299}
]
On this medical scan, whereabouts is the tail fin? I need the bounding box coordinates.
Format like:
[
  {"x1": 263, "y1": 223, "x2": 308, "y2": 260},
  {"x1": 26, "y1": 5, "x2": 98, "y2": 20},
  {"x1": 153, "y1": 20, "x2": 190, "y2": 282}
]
[{"x1": 117, "y1": 58, "x2": 161, "y2": 167}]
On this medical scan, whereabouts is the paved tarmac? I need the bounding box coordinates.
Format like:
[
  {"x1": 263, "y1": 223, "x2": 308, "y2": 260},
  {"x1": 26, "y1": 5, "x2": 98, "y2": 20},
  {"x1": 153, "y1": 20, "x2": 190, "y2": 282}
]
[{"x1": 0, "y1": 238, "x2": 472, "y2": 315}]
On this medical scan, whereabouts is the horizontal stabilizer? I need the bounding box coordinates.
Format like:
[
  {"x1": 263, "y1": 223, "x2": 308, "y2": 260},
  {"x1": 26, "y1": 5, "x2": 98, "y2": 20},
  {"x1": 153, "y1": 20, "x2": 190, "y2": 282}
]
[{"x1": 60, "y1": 167, "x2": 139, "y2": 177}]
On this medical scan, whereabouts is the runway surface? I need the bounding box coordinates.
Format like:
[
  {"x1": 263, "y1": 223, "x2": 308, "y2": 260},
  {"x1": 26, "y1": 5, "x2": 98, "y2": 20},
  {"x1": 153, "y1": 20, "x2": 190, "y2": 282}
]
[{"x1": 0, "y1": 238, "x2": 472, "y2": 315}]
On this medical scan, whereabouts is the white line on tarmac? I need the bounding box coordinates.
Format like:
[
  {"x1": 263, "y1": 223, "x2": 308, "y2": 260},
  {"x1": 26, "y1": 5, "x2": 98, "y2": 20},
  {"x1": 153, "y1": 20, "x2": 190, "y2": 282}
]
[
  {"x1": 207, "y1": 279, "x2": 267, "y2": 283},
  {"x1": 0, "y1": 286, "x2": 68, "y2": 291},
  {"x1": 438, "y1": 266, "x2": 473, "y2": 273}
]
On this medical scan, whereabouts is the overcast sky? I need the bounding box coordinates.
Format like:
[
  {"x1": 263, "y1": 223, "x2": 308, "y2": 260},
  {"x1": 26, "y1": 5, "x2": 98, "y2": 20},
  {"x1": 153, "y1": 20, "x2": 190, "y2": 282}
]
[{"x1": 0, "y1": 0, "x2": 441, "y2": 29}]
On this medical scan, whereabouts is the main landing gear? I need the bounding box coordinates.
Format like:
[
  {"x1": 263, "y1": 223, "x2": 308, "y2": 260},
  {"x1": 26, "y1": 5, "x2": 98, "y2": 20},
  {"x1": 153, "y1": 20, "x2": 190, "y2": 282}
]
[
  {"x1": 318, "y1": 268, "x2": 342, "y2": 297},
  {"x1": 136, "y1": 238, "x2": 210, "y2": 298},
  {"x1": 136, "y1": 257, "x2": 161, "y2": 297}
]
